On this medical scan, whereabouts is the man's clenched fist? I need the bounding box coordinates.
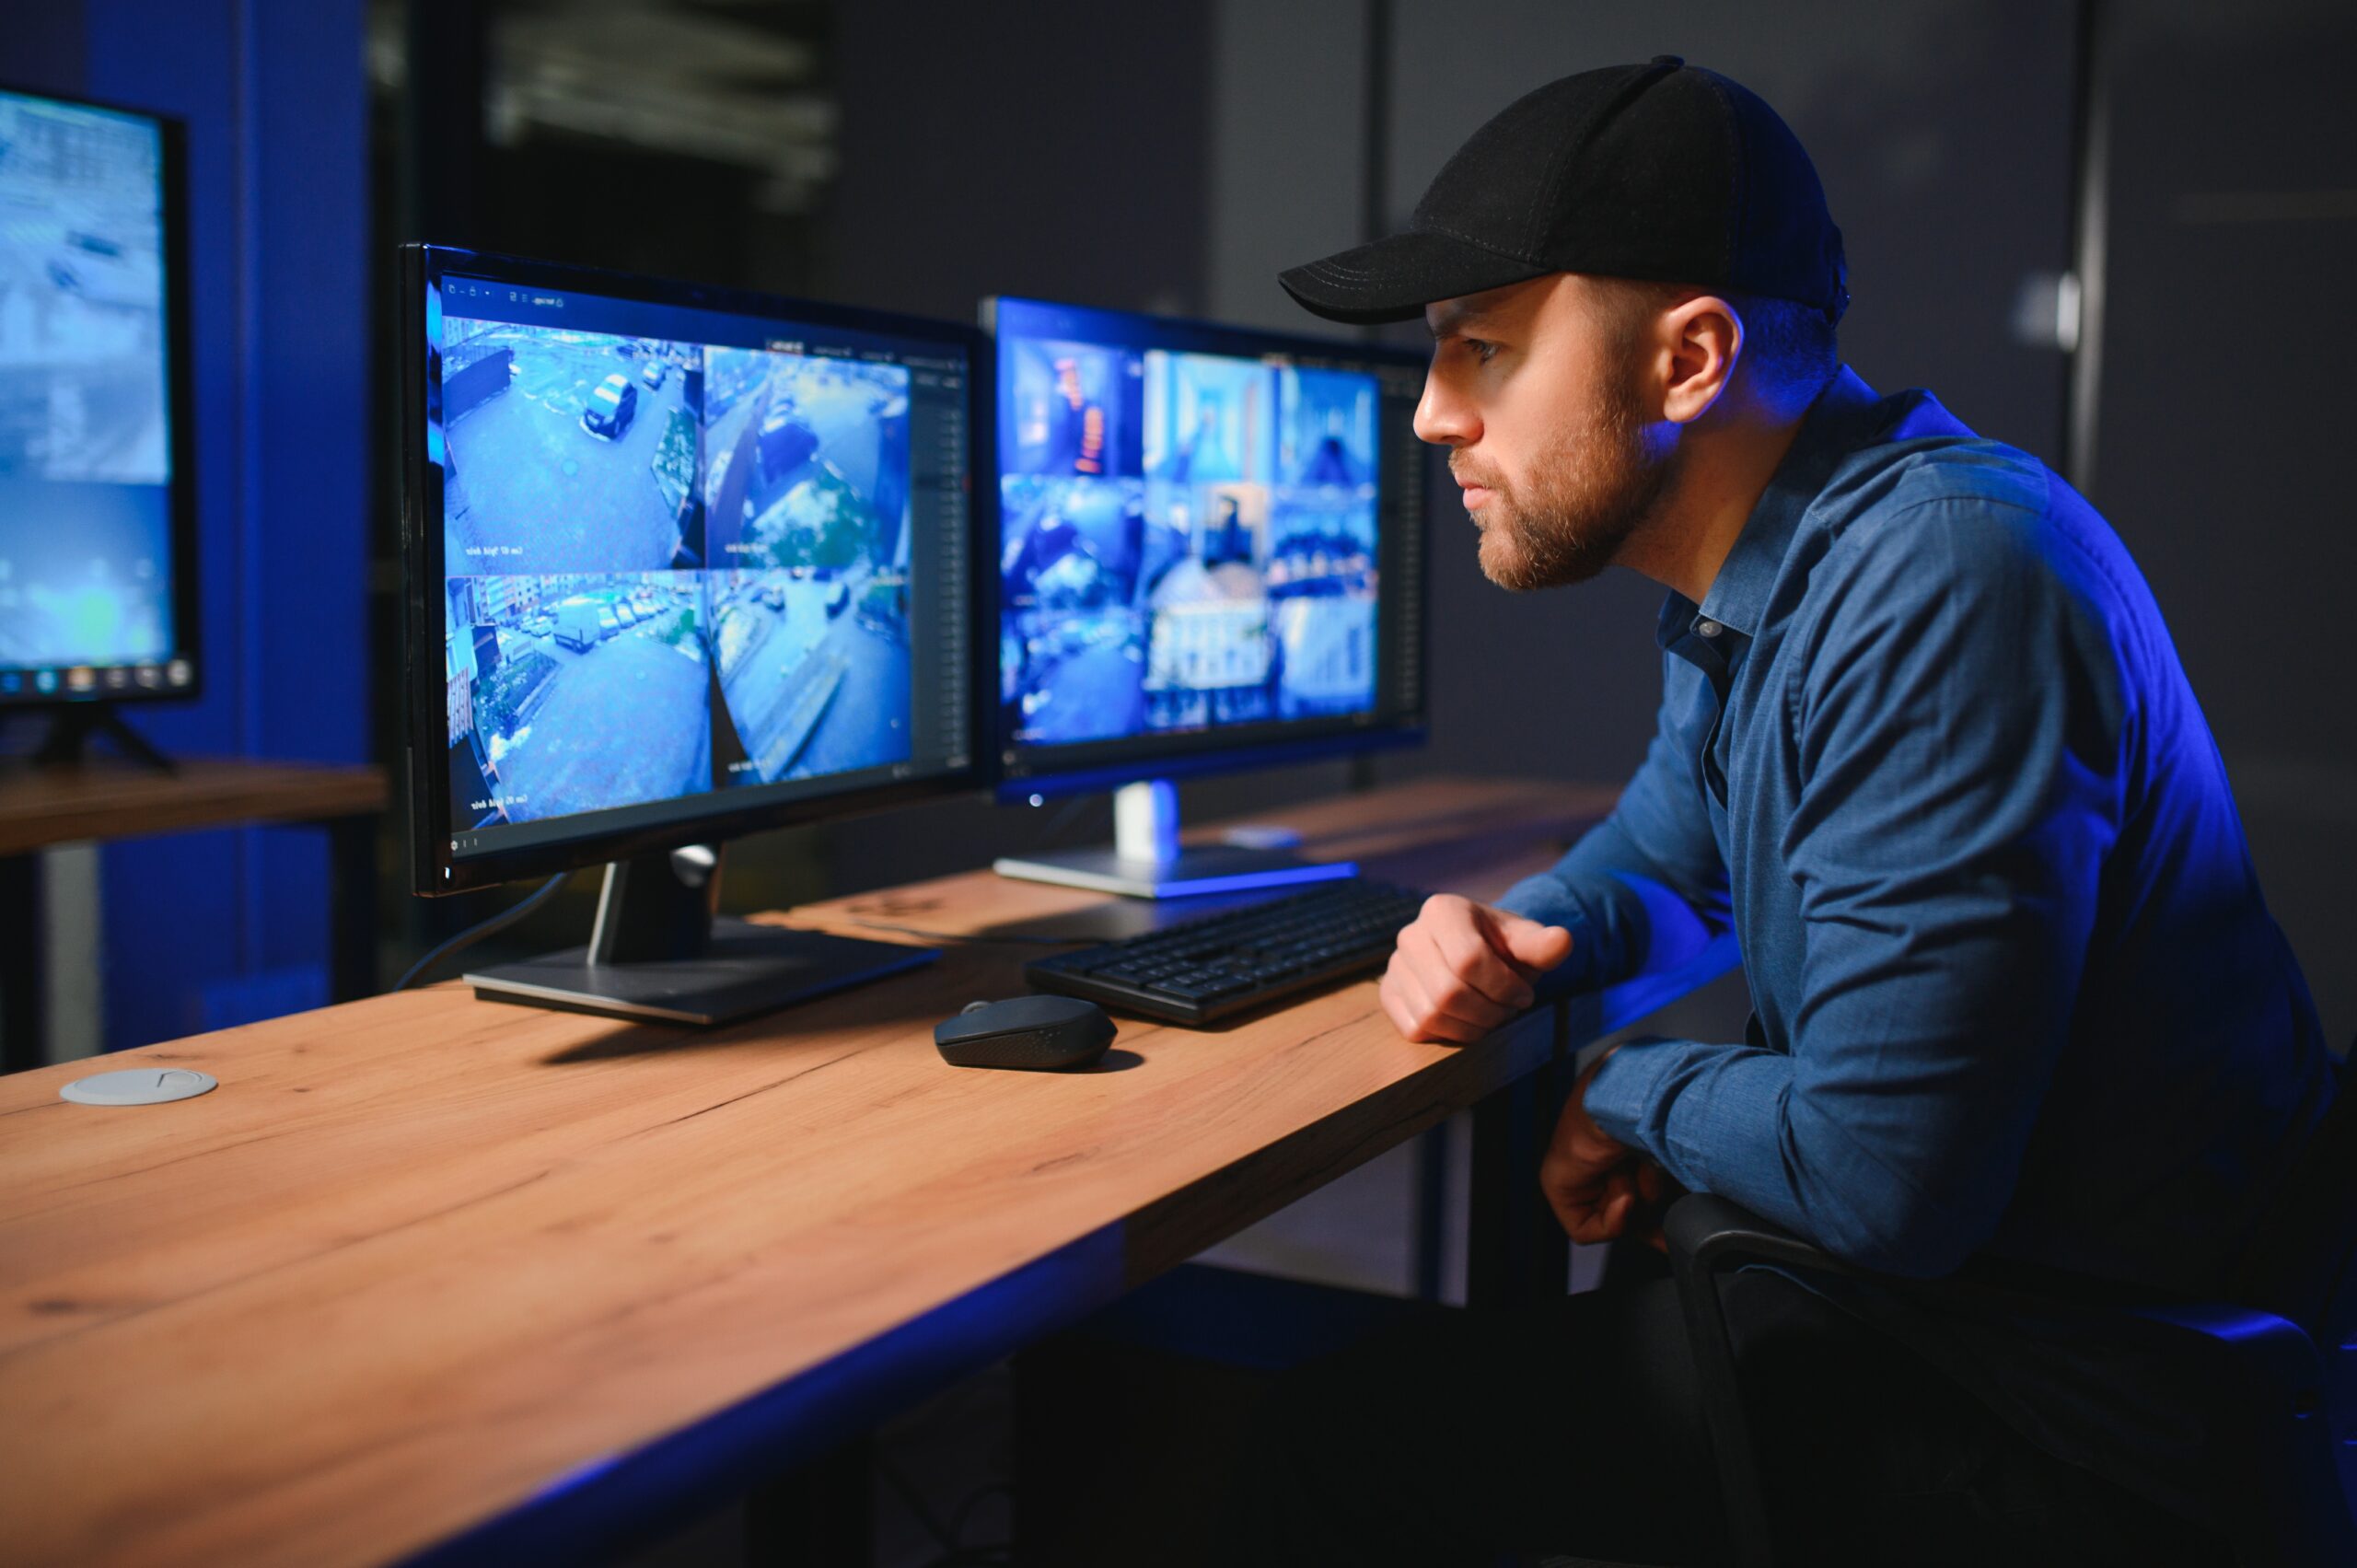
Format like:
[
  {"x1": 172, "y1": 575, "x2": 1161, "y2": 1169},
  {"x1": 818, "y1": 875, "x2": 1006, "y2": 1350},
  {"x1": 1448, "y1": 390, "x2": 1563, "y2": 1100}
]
[{"x1": 1378, "y1": 893, "x2": 1573, "y2": 1045}]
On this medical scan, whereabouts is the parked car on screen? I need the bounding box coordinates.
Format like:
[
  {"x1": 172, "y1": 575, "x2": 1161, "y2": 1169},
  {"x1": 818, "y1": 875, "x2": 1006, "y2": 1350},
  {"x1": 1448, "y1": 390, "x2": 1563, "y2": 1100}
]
[
  {"x1": 641, "y1": 359, "x2": 667, "y2": 390},
  {"x1": 554, "y1": 602, "x2": 605, "y2": 652},
  {"x1": 583, "y1": 374, "x2": 638, "y2": 438},
  {"x1": 826, "y1": 581, "x2": 851, "y2": 619},
  {"x1": 757, "y1": 404, "x2": 819, "y2": 482}
]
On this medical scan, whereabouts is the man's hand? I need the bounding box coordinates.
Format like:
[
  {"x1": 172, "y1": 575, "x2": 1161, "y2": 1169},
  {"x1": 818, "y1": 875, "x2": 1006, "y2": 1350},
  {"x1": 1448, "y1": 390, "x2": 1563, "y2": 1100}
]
[
  {"x1": 1378, "y1": 894, "x2": 1573, "y2": 1045},
  {"x1": 1541, "y1": 1050, "x2": 1677, "y2": 1249}
]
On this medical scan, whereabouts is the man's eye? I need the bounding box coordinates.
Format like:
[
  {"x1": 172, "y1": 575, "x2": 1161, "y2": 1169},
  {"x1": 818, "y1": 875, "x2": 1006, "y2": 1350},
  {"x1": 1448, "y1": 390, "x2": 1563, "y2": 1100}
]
[{"x1": 1466, "y1": 339, "x2": 1500, "y2": 365}]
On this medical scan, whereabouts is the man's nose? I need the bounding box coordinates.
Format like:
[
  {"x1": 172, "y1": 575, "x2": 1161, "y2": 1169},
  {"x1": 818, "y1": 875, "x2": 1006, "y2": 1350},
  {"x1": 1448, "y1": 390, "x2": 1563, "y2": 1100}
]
[{"x1": 1413, "y1": 368, "x2": 1476, "y2": 447}]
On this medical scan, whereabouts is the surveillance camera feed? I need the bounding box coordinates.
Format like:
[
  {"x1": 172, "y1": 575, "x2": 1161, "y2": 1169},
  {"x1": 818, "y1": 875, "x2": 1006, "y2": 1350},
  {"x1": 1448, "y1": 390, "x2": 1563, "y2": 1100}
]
[
  {"x1": 992, "y1": 298, "x2": 1425, "y2": 777},
  {"x1": 0, "y1": 88, "x2": 192, "y2": 704},
  {"x1": 424, "y1": 263, "x2": 972, "y2": 863}
]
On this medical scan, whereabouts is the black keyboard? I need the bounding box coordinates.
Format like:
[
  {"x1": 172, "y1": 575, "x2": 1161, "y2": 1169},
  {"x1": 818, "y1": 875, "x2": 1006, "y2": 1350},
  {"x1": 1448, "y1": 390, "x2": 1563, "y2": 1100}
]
[{"x1": 1025, "y1": 878, "x2": 1429, "y2": 1025}]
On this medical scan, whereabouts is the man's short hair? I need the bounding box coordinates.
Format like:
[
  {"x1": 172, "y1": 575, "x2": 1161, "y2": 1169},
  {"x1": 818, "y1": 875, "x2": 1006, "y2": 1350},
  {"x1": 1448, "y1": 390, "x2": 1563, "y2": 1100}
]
[{"x1": 1598, "y1": 277, "x2": 1839, "y2": 404}]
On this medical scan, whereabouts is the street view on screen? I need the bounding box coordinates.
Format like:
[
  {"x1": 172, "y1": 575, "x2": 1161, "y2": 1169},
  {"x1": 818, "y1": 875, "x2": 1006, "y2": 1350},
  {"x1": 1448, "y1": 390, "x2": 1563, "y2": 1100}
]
[
  {"x1": 997, "y1": 309, "x2": 1382, "y2": 749},
  {"x1": 0, "y1": 89, "x2": 185, "y2": 696},
  {"x1": 428, "y1": 272, "x2": 967, "y2": 849}
]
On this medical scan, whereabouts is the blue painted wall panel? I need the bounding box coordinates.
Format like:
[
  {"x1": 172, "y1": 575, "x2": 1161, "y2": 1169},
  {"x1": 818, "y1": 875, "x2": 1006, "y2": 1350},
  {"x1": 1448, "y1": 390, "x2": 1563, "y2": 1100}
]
[{"x1": 246, "y1": 0, "x2": 370, "y2": 985}]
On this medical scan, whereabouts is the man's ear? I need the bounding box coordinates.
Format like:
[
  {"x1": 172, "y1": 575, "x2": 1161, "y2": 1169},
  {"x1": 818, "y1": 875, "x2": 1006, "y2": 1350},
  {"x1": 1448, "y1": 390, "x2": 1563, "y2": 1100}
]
[{"x1": 1660, "y1": 295, "x2": 1741, "y2": 425}]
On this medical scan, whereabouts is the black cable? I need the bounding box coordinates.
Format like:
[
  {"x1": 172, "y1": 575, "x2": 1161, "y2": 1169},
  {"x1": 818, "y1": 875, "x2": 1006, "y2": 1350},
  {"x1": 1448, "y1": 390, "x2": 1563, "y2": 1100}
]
[{"x1": 393, "y1": 873, "x2": 569, "y2": 992}]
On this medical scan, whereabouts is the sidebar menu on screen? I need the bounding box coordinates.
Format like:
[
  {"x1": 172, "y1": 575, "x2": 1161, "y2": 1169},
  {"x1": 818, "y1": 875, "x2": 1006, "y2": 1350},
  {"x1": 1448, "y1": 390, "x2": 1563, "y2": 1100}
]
[{"x1": 906, "y1": 360, "x2": 970, "y2": 773}]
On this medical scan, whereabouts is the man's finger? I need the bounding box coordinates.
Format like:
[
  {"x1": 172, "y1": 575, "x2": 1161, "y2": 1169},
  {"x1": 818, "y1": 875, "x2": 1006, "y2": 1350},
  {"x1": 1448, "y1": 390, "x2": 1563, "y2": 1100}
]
[
  {"x1": 1395, "y1": 925, "x2": 1516, "y2": 1033},
  {"x1": 1419, "y1": 903, "x2": 1538, "y2": 1011},
  {"x1": 1550, "y1": 1159, "x2": 1637, "y2": 1243},
  {"x1": 1485, "y1": 908, "x2": 1574, "y2": 975},
  {"x1": 1378, "y1": 963, "x2": 1422, "y2": 1040},
  {"x1": 1567, "y1": 1184, "x2": 1634, "y2": 1245},
  {"x1": 1381, "y1": 954, "x2": 1492, "y2": 1044}
]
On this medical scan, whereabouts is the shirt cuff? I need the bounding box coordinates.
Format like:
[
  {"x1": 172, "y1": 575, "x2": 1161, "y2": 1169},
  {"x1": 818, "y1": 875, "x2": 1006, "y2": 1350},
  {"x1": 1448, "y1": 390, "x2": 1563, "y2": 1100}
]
[{"x1": 1581, "y1": 1036, "x2": 1678, "y2": 1150}]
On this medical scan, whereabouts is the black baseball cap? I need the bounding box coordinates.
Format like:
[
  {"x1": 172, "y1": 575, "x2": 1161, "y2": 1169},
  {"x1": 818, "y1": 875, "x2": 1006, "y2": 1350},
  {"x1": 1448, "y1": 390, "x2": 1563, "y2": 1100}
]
[{"x1": 1280, "y1": 56, "x2": 1848, "y2": 326}]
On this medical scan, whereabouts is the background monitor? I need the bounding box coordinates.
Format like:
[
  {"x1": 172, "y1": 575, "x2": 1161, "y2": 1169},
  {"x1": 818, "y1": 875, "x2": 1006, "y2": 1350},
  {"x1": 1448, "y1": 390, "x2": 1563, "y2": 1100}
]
[
  {"x1": 983, "y1": 296, "x2": 1429, "y2": 897},
  {"x1": 0, "y1": 85, "x2": 200, "y2": 753},
  {"x1": 401, "y1": 244, "x2": 987, "y2": 1021}
]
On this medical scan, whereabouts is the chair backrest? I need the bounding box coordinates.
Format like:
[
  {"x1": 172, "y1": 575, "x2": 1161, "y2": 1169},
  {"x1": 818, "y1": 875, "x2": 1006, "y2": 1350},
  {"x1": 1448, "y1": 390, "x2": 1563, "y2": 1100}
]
[{"x1": 2232, "y1": 1043, "x2": 2357, "y2": 1335}]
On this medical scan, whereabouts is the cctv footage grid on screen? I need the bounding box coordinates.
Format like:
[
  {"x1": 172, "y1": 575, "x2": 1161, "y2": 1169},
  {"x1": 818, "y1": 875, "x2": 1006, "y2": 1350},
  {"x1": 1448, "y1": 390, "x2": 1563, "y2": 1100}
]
[
  {"x1": 0, "y1": 88, "x2": 190, "y2": 702},
  {"x1": 991, "y1": 298, "x2": 1425, "y2": 781},
  {"x1": 422, "y1": 269, "x2": 974, "y2": 864}
]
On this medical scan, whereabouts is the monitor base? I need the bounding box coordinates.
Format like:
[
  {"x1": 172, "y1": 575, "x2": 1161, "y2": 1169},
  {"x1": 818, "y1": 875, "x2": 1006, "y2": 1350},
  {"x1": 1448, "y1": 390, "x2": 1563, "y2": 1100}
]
[
  {"x1": 14, "y1": 706, "x2": 177, "y2": 774},
  {"x1": 993, "y1": 778, "x2": 1354, "y2": 900},
  {"x1": 465, "y1": 915, "x2": 936, "y2": 1027},
  {"x1": 993, "y1": 845, "x2": 1357, "y2": 900}
]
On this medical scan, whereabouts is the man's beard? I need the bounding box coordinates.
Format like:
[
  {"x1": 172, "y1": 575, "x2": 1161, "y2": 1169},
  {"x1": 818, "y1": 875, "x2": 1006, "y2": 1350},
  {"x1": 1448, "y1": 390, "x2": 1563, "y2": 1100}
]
[{"x1": 1455, "y1": 377, "x2": 1679, "y2": 592}]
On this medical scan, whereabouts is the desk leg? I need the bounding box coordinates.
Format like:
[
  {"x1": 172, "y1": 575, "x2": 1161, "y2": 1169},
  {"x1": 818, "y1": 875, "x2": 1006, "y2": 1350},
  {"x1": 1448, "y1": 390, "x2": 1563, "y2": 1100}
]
[
  {"x1": 326, "y1": 813, "x2": 377, "y2": 1002},
  {"x1": 1465, "y1": 1004, "x2": 1573, "y2": 1307},
  {"x1": 1411, "y1": 1121, "x2": 1449, "y2": 1301},
  {"x1": 1, "y1": 853, "x2": 42, "y2": 1074},
  {"x1": 745, "y1": 1435, "x2": 872, "y2": 1567}
]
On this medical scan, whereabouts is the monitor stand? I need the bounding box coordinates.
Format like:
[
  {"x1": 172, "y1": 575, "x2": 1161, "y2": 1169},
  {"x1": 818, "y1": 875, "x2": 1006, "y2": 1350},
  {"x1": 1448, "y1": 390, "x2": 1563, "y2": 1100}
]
[
  {"x1": 992, "y1": 779, "x2": 1356, "y2": 900},
  {"x1": 464, "y1": 846, "x2": 935, "y2": 1027},
  {"x1": 15, "y1": 706, "x2": 177, "y2": 774}
]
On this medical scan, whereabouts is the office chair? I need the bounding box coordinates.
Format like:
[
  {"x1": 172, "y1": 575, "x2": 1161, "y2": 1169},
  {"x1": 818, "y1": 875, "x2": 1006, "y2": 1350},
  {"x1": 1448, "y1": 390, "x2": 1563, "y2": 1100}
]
[{"x1": 1660, "y1": 1044, "x2": 2357, "y2": 1568}]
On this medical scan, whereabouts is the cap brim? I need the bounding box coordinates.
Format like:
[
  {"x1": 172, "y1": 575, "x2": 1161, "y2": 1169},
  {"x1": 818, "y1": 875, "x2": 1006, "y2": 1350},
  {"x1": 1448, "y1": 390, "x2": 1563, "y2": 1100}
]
[{"x1": 1278, "y1": 229, "x2": 1553, "y2": 325}]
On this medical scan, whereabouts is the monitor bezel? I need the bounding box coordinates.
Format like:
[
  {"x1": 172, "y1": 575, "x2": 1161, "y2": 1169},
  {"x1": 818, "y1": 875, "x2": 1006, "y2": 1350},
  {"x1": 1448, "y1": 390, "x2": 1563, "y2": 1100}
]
[
  {"x1": 401, "y1": 243, "x2": 993, "y2": 897},
  {"x1": 982, "y1": 296, "x2": 1431, "y2": 801},
  {"x1": 0, "y1": 80, "x2": 203, "y2": 712}
]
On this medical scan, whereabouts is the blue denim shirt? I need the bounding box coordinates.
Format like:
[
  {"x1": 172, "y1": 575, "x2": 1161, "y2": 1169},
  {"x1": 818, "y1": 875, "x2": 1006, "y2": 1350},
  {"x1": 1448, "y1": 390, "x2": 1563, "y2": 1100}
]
[{"x1": 1500, "y1": 368, "x2": 2333, "y2": 1295}]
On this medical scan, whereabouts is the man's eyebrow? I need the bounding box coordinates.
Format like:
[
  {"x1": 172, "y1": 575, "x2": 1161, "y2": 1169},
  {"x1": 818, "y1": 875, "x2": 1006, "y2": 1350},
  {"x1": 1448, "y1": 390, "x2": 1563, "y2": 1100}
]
[{"x1": 1426, "y1": 303, "x2": 1491, "y2": 341}]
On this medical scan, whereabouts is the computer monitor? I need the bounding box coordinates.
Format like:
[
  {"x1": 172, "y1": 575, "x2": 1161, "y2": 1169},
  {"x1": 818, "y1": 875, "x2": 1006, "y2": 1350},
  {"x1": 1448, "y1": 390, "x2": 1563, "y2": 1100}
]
[
  {"x1": 983, "y1": 296, "x2": 1429, "y2": 898},
  {"x1": 400, "y1": 245, "x2": 987, "y2": 1023},
  {"x1": 0, "y1": 85, "x2": 200, "y2": 766}
]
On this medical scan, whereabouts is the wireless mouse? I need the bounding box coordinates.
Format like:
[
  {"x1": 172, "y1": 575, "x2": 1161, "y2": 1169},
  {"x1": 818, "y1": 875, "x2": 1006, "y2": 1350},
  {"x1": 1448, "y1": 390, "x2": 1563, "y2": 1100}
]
[{"x1": 935, "y1": 995, "x2": 1116, "y2": 1071}]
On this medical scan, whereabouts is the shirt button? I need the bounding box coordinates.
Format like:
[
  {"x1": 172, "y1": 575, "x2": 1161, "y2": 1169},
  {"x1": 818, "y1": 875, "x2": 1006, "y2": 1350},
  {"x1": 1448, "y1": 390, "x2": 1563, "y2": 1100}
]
[{"x1": 1695, "y1": 619, "x2": 1722, "y2": 638}]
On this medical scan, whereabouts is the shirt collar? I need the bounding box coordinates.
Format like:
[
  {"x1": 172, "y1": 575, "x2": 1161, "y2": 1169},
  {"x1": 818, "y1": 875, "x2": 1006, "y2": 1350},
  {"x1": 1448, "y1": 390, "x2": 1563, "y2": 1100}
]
[{"x1": 1678, "y1": 366, "x2": 1888, "y2": 643}]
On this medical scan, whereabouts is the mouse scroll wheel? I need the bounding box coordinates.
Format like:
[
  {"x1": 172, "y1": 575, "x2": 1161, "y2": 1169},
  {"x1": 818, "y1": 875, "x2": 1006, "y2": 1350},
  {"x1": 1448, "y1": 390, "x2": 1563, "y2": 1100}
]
[{"x1": 961, "y1": 1001, "x2": 991, "y2": 1015}]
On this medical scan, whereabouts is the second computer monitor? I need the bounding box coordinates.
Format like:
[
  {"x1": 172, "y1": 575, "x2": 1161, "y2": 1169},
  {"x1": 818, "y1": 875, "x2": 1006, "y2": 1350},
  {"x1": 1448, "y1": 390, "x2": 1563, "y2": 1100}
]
[{"x1": 987, "y1": 297, "x2": 1430, "y2": 895}]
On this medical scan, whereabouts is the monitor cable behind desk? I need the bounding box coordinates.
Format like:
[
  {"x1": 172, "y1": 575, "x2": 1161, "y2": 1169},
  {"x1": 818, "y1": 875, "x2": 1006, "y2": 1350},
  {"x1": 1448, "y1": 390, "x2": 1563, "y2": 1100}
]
[{"x1": 394, "y1": 873, "x2": 569, "y2": 992}]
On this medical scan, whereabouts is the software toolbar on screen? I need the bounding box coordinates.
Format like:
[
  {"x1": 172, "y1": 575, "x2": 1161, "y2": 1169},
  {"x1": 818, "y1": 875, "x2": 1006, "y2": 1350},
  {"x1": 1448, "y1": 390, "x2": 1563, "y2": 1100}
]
[{"x1": 420, "y1": 269, "x2": 973, "y2": 863}]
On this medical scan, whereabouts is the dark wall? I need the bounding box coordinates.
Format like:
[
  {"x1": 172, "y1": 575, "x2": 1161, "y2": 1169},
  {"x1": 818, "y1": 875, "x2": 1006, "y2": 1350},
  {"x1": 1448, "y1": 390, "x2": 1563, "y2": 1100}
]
[
  {"x1": 825, "y1": 1, "x2": 1214, "y2": 323},
  {"x1": 2091, "y1": 0, "x2": 2357, "y2": 1043}
]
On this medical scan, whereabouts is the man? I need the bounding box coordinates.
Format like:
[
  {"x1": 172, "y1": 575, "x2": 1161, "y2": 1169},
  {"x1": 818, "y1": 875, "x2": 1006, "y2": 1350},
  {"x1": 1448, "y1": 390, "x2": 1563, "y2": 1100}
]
[{"x1": 1231, "y1": 56, "x2": 2335, "y2": 1564}]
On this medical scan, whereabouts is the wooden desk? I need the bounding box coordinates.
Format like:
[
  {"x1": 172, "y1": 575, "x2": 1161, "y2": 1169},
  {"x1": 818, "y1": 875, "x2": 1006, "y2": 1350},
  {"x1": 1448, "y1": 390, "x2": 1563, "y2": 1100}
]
[
  {"x1": 0, "y1": 758, "x2": 386, "y2": 1072},
  {"x1": 0, "y1": 777, "x2": 1731, "y2": 1567}
]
